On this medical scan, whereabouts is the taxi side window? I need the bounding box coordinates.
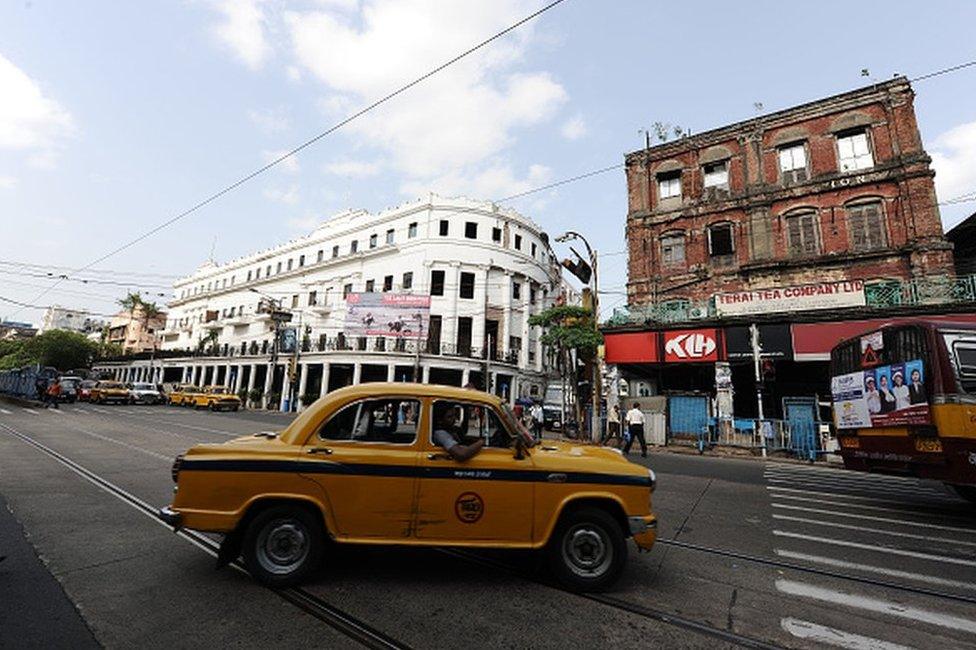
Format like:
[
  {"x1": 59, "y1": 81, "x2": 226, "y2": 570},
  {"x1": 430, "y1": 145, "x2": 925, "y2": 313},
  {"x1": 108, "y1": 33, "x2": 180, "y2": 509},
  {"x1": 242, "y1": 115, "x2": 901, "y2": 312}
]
[
  {"x1": 433, "y1": 401, "x2": 512, "y2": 449},
  {"x1": 318, "y1": 398, "x2": 420, "y2": 444}
]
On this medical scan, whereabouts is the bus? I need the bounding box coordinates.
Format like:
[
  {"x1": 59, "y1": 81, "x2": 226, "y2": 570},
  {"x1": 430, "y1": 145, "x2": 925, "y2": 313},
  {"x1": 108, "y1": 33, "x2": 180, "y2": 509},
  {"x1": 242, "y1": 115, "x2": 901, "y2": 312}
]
[{"x1": 829, "y1": 319, "x2": 976, "y2": 504}]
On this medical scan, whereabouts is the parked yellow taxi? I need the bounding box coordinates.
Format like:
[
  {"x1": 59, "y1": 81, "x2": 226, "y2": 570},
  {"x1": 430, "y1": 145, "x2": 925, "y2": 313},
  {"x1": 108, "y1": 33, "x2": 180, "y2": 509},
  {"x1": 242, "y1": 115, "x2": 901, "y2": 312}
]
[
  {"x1": 189, "y1": 385, "x2": 242, "y2": 412},
  {"x1": 159, "y1": 383, "x2": 657, "y2": 591},
  {"x1": 89, "y1": 381, "x2": 131, "y2": 404},
  {"x1": 166, "y1": 384, "x2": 199, "y2": 407}
]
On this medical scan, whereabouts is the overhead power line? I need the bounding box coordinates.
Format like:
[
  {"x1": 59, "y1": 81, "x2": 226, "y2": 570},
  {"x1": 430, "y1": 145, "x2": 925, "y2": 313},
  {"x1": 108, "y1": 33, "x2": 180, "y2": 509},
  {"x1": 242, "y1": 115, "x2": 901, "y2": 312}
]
[
  {"x1": 910, "y1": 59, "x2": 976, "y2": 82},
  {"x1": 8, "y1": 0, "x2": 568, "y2": 320}
]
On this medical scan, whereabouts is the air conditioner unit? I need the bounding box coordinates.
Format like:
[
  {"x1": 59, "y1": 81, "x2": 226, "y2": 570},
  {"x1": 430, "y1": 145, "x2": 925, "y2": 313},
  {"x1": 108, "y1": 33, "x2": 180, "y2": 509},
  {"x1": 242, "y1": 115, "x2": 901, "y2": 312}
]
[{"x1": 688, "y1": 306, "x2": 708, "y2": 319}]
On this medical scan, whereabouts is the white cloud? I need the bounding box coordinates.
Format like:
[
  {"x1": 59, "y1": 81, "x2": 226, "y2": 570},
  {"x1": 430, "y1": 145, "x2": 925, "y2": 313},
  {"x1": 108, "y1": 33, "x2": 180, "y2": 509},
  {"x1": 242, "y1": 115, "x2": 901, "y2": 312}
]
[
  {"x1": 211, "y1": 0, "x2": 272, "y2": 70},
  {"x1": 263, "y1": 149, "x2": 300, "y2": 173},
  {"x1": 324, "y1": 159, "x2": 381, "y2": 177},
  {"x1": 400, "y1": 162, "x2": 552, "y2": 200},
  {"x1": 263, "y1": 184, "x2": 300, "y2": 204},
  {"x1": 284, "y1": 1, "x2": 566, "y2": 187},
  {"x1": 931, "y1": 120, "x2": 976, "y2": 205},
  {"x1": 247, "y1": 107, "x2": 290, "y2": 133},
  {"x1": 0, "y1": 175, "x2": 16, "y2": 189},
  {"x1": 0, "y1": 53, "x2": 73, "y2": 157},
  {"x1": 560, "y1": 115, "x2": 587, "y2": 140}
]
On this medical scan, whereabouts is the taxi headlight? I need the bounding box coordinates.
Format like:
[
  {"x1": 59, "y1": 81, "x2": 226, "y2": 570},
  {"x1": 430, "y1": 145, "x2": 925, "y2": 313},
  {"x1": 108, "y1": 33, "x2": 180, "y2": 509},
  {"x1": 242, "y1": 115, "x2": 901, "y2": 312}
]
[{"x1": 647, "y1": 468, "x2": 657, "y2": 492}]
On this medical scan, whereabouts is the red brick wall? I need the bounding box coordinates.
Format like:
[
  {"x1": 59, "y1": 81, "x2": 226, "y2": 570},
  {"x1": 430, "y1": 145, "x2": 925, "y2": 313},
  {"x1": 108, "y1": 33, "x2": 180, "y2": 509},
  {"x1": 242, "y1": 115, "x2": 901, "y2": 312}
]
[{"x1": 625, "y1": 79, "x2": 953, "y2": 306}]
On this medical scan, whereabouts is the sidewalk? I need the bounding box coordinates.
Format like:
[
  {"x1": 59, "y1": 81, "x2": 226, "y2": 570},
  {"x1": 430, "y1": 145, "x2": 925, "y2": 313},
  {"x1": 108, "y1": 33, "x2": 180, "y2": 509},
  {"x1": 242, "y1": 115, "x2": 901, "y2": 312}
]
[{"x1": 0, "y1": 493, "x2": 100, "y2": 649}]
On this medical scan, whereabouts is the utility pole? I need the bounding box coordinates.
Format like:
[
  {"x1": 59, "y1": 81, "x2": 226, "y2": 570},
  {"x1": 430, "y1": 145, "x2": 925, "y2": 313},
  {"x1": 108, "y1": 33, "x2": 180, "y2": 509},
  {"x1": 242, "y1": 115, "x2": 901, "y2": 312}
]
[
  {"x1": 412, "y1": 311, "x2": 424, "y2": 383},
  {"x1": 750, "y1": 323, "x2": 767, "y2": 458}
]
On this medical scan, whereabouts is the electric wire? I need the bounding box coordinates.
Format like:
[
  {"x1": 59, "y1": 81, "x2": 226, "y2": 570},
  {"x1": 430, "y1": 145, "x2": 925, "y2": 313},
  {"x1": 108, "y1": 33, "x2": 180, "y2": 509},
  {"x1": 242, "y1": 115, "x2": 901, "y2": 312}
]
[{"x1": 10, "y1": 0, "x2": 569, "y2": 321}]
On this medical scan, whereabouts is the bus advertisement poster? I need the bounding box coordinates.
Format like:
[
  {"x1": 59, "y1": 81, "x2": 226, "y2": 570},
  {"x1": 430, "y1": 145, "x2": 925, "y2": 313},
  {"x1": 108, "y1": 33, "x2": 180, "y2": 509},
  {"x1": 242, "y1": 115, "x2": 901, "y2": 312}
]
[{"x1": 831, "y1": 358, "x2": 929, "y2": 429}]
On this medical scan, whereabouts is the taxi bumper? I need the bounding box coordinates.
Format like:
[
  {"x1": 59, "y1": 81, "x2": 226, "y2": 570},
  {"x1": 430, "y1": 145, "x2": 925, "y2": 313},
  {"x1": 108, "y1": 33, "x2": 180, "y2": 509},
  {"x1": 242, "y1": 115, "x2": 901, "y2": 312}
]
[
  {"x1": 628, "y1": 515, "x2": 657, "y2": 551},
  {"x1": 158, "y1": 506, "x2": 182, "y2": 530}
]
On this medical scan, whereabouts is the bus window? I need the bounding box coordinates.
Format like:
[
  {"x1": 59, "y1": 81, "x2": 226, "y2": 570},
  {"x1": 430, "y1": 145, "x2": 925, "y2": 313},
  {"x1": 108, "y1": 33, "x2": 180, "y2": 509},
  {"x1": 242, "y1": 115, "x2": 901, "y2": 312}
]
[{"x1": 945, "y1": 333, "x2": 976, "y2": 393}]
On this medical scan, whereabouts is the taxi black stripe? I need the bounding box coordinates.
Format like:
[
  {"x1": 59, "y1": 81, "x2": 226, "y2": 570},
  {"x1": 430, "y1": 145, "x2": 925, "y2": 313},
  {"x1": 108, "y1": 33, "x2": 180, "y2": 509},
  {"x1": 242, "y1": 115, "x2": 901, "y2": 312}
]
[{"x1": 178, "y1": 459, "x2": 652, "y2": 487}]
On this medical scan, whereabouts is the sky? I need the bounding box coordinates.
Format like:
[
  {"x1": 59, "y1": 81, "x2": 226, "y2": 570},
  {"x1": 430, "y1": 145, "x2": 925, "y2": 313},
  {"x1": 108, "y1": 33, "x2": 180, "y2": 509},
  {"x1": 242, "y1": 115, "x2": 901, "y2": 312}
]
[{"x1": 1, "y1": 0, "x2": 975, "y2": 327}]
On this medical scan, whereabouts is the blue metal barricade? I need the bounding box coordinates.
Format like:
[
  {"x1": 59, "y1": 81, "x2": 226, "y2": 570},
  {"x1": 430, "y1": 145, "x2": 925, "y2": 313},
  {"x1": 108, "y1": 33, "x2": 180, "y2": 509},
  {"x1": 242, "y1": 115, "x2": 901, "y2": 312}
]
[
  {"x1": 783, "y1": 396, "x2": 820, "y2": 461},
  {"x1": 667, "y1": 394, "x2": 710, "y2": 449}
]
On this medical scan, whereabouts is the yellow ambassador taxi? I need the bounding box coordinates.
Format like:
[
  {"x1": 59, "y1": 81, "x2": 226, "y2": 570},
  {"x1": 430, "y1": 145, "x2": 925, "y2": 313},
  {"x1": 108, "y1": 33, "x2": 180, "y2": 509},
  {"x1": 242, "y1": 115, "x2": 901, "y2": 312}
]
[
  {"x1": 89, "y1": 381, "x2": 131, "y2": 404},
  {"x1": 188, "y1": 385, "x2": 242, "y2": 412},
  {"x1": 167, "y1": 384, "x2": 200, "y2": 407},
  {"x1": 159, "y1": 383, "x2": 657, "y2": 591}
]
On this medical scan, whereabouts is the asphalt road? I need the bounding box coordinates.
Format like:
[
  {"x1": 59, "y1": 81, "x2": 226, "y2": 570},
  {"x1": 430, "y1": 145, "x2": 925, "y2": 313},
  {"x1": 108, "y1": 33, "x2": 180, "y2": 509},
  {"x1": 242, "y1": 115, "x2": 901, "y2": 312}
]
[{"x1": 1, "y1": 401, "x2": 974, "y2": 649}]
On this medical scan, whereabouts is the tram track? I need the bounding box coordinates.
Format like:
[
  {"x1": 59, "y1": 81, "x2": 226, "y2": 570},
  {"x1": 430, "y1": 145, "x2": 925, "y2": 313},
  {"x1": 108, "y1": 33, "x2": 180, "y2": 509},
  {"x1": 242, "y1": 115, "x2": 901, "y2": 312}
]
[{"x1": 0, "y1": 421, "x2": 410, "y2": 650}]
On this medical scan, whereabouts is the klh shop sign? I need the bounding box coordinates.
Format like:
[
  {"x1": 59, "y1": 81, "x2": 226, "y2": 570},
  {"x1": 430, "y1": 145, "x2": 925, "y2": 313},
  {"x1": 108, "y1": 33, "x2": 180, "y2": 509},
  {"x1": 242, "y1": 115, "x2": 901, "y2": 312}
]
[{"x1": 663, "y1": 328, "x2": 723, "y2": 362}]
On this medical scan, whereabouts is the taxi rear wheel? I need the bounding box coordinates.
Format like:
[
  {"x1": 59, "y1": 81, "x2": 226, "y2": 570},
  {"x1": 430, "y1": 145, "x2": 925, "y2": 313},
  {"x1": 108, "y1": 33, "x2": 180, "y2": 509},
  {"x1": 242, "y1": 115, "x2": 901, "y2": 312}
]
[
  {"x1": 547, "y1": 507, "x2": 626, "y2": 592},
  {"x1": 243, "y1": 505, "x2": 324, "y2": 587}
]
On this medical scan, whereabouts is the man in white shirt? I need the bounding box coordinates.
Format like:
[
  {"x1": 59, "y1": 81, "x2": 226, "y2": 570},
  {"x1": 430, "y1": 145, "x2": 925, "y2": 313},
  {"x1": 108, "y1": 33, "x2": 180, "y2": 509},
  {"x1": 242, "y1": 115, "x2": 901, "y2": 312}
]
[{"x1": 623, "y1": 402, "x2": 647, "y2": 458}]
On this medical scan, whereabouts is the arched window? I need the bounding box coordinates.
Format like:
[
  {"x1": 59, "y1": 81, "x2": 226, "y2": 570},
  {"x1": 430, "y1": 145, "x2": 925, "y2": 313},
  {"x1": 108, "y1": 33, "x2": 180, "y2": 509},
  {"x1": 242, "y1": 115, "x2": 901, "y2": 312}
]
[
  {"x1": 783, "y1": 209, "x2": 820, "y2": 257},
  {"x1": 846, "y1": 199, "x2": 887, "y2": 251},
  {"x1": 659, "y1": 231, "x2": 686, "y2": 266}
]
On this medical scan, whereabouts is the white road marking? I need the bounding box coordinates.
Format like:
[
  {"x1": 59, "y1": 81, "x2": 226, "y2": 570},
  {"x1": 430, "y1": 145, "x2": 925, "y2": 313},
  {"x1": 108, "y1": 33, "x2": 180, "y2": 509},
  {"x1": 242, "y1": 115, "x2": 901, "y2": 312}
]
[
  {"x1": 48, "y1": 409, "x2": 64, "y2": 415},
  {"x1": 772, "y1": 530, "x2": 976, "y2": 567},
  {"x1": 767, "y1": 485, "x2": 959, "y2": 508},
  {"x1": 772, "y1": 503, "x2": 976, "y2": 535},
  {"x1": 776, "y1": 579, "x2": 976, "y2": 634},
  {"x1": 0, "y1": 408, "x2": 11, "y2": 414},
  {"x1": 89, "y1": 407, "x2": 109, "y2": 413},
  {"x1": 780, "y1": 618, "x2": 912, "y2": 650},
  {"x1": 769, "y1": 493, "x2": 971, "y2": 520},
  {"x1": 60, "y1": 425, "x2": 172, "y2": 461},
  {"x1": 771, "y1": 513, "x2": 976, "y2": 548},
  {"x1": 766, "y1": 462, "x2": 928, "y2": 483},
  {"x1": 775, "y1": 549, "x2": 976, "y2": 591},
  {"x1": 74, "y1": 408, "x2": 88, "y2": 414},
  {"x1": 22, "y1": 408, "x2": 39, "y2": 415},
  {"x1": 764, "y1": 474, "x2": 950, "y2": 498}
]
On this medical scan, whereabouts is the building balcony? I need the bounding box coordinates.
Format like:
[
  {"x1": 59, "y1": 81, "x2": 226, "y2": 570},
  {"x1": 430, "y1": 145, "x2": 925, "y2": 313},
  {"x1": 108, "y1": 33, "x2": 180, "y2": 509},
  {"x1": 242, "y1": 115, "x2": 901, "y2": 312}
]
[
  {"x1": 202, "y1": 320, "x2": 223, "y2": 331},
  {"x1": 224, "y1": 315, "x2": 249, "y2": 326}
]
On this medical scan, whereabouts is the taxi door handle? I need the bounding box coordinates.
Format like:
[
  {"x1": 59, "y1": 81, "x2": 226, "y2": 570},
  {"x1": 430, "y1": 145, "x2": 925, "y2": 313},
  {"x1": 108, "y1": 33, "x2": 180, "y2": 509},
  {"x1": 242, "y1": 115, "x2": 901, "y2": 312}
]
[
  {"x1": 547, "y1": 473, "x2": 567, "y2": 483},
  {"x1": 427, "y1": 453, "x2": 450, "y2": 461},
  {"x1": 307, "y1": 447, "x2": 333, "y2": 455}
]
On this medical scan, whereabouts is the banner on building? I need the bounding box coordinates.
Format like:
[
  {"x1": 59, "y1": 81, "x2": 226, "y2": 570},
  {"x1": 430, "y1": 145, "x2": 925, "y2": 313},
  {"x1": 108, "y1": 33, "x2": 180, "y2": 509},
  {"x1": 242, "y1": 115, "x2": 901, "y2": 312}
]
[
  {"x1": 831, "y1": 358, "x2": 929, "y2": 429},
  {"x1": 716, "y1": 280, "x2": 865, "y2": 317},
  {"x1": 344, "y1": 293, "x2": 431, "y2": 338}
]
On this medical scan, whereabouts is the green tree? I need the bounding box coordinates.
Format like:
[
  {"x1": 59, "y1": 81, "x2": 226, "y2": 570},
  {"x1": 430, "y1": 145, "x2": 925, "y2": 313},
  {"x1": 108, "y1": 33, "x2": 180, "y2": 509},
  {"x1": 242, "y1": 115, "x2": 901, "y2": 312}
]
[
  {"x1": 140, "y1": 300, "x2": 162, "y2": 351},
  {"x1": 529, "y1": 305, "x2": 602, "y2": 432},
  {"x1": 0, "y1": 330, "x2": 99, "y2": 371}
]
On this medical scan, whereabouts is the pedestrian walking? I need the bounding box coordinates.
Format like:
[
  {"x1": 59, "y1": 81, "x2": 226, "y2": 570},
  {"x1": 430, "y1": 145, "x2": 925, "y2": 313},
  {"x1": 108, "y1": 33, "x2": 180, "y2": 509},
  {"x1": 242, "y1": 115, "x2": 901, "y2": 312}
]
[
  {"x1": 35, "y1": 376, "x2": 47, "y2": 404},
  {"x1": 623, "y1": 402, "x2": 647, "y2": 457},
  {"x1": 46, "y1": 377, "x2": 62, "y2": 409},
  {"x1": 530, "y1": 402, "x2": 544, "y2": 442},
  {"x1": 603, "y1": 404, "x2": 621, "y2": 445}
]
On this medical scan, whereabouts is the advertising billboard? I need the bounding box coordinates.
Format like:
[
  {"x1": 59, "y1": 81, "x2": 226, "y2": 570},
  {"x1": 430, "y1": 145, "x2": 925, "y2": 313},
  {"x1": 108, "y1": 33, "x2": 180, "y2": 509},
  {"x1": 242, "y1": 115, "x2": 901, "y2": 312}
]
[
  {"x1": 831, "y1": 358, "x2": 929, "y2": 429},
  {"x1": 344, "y1": 293, "x2": 431, "y2": 338}
]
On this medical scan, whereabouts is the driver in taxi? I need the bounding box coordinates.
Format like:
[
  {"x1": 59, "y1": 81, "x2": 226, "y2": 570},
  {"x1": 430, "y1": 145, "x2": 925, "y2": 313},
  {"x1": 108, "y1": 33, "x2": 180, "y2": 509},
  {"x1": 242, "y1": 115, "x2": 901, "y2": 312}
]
[{"x1": 432, "y1": 404, "x2": 484, "y2": 461}]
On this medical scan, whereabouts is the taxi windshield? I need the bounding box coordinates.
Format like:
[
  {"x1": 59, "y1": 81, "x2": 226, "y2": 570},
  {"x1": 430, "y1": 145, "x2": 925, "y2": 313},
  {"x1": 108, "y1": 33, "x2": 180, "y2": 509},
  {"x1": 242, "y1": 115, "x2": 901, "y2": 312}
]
[
  {"x1": 209, "y1": 387, "x2": 230, "y2": 394},
  {"x1": 101, "y1": 382, "x2": 123, "y2": 389},
  {"x1": 132, "y1": 383, "x2": 155, "y2": 390}
]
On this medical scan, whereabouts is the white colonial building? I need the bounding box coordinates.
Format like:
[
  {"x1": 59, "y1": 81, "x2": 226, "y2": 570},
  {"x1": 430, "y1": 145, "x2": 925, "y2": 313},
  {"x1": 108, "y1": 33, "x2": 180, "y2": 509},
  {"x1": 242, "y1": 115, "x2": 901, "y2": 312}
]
[
  {"x1": 39, "y1": 305, "x2": 106, "y2": 335},
  {"x1": 94, "y1": 195, "x2": 573, "y2": 409}
]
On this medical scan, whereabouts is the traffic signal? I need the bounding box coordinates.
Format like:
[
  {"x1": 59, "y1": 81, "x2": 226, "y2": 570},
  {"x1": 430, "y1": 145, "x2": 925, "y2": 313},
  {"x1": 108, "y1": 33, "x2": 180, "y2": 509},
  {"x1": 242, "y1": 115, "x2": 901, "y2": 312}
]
[
  {"x1": 761, "y1": 359, "x2": 776, "y2": 382},
  {"x1": 561, "y1": 256, "x2": 592, "y2": 284}
]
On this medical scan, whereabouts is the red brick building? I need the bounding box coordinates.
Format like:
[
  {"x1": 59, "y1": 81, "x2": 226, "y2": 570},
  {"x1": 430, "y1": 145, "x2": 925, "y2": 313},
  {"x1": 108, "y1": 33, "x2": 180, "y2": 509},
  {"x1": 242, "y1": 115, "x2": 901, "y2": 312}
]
[{"x1": 625, "y1": 77, "x2": 954, "y2": 308}]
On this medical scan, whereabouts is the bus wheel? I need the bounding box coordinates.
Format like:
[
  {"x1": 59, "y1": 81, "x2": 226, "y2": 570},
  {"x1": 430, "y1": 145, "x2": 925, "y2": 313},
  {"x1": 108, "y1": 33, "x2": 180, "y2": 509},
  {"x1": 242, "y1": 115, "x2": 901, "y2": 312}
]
[{"x1": 951, "y1": 484, "x2": 976, "y2": 505}]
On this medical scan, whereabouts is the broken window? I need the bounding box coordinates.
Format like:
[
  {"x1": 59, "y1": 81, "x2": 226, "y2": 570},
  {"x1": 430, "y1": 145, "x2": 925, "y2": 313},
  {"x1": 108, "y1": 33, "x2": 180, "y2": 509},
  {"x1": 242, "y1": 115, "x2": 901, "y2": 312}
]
[
  {"x1": 660, "y1": 233, "x2": 686, "y2": 266},
  {"x1": 702, "y1": 161, "x2": 729, "y2": 189},
  {"x1": 657, "y1": 171, "x2": 682, "y2": 200},
  {"x1": 707, "y1": 223, "x2": 734, "y2": 257},
  {"x1": 837, "y1": 130, "x2": 874, "y2": 172},
  {"x1": 778, "y1": 143, "x2": 808, "y2": 185}
]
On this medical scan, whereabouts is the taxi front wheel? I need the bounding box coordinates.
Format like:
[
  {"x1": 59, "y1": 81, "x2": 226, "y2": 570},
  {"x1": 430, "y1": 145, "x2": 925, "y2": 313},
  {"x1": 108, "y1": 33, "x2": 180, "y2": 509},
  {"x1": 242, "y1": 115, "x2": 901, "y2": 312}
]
[
  {"x1": 242, "y1": 505, "x2": 324, "y2": 587},
  {"x1": 547, "y1": 507, "x2": 627, "y2": 592}
]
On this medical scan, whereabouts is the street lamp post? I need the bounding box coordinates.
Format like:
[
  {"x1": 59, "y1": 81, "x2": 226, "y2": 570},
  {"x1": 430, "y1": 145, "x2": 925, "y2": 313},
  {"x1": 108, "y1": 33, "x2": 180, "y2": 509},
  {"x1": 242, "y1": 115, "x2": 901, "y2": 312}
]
[
  {"x1": 249, "y1": 288, "x2": 287, "y2": 410},
  {"x1": 555, "y1": 231, "x2": 601, "y2": 443}
]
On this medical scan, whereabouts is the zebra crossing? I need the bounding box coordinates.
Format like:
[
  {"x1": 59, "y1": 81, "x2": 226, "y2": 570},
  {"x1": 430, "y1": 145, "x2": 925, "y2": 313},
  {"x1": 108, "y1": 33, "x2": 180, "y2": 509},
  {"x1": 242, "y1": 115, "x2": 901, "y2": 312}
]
[{"x1": 765, "y1": 462, "x2": 976, "y2": 648}]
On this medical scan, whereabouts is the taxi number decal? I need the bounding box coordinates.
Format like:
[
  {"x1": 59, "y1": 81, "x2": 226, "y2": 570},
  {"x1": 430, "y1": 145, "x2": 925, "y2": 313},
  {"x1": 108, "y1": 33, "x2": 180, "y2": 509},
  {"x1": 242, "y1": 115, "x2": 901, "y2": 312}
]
[{"x1": 454, "y1": 492, "x2": 484, "y2": 524}]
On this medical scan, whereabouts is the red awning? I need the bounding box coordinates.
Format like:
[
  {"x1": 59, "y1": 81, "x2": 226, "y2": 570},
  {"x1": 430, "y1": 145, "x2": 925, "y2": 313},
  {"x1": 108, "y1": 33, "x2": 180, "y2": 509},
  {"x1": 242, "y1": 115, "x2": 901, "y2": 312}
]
[
  {"x1": 791, "y1": 313, "x2": 976, "y2": 361},
  {"x1": 604, "y1": 331, "x2": 659, "y2": 364}
]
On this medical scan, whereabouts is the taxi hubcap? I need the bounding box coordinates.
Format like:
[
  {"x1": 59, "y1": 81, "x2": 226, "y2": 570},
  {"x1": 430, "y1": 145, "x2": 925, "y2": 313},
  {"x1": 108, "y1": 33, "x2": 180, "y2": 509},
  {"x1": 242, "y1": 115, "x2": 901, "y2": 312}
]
[
  {"x1": 562, "y1": 524, "x2": 611, "y2": 578},
  {"x1": 257, "y1": 519, "x2": 309, "y2": 574}
]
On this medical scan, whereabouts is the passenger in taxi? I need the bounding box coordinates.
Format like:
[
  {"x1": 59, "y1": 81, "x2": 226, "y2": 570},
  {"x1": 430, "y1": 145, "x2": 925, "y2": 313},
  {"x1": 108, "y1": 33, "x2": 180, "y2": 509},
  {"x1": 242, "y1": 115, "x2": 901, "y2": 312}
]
[{"x1": 432, "y1": 403, "x2": 484, "y2": 461}]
